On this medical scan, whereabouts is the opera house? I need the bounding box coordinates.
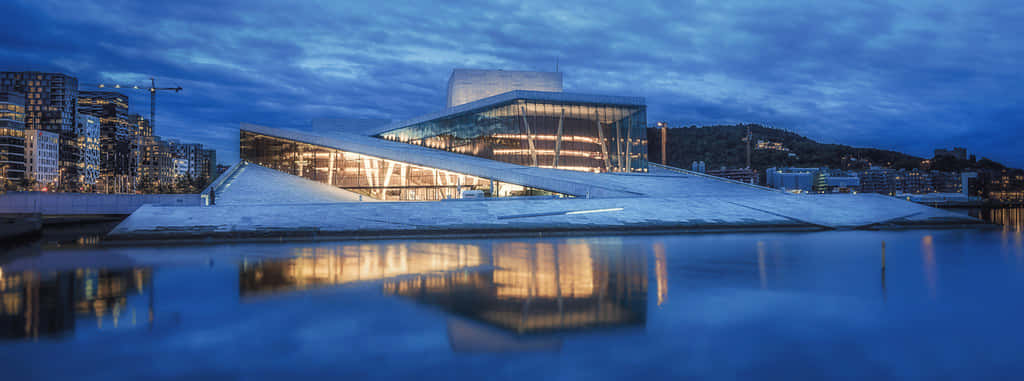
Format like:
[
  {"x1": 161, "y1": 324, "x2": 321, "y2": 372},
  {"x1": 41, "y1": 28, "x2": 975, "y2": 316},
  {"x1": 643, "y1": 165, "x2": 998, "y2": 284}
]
[{"x1": 110, "y1": 69, "x2": 979, "y2": 240}]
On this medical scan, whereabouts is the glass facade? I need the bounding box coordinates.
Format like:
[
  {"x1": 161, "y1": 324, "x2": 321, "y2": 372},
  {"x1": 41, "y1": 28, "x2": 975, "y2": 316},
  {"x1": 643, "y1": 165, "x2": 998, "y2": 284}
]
[
  {"x1": 378, "y1": 99, "x2": 648, "y2": 173},
  {"x1": 0, "y1": 128, "x2": 25, "y2": 182},
  {"x1": 240, "y1": 131, "x2": 565, "y2": 201},
  {"x1": 0, "y1": 91, "x2": 26, "y2": 182}
]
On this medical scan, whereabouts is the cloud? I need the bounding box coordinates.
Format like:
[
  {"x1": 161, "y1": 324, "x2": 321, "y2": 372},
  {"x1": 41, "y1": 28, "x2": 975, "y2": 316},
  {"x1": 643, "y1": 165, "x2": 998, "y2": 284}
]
[{"x1": 3, "y1": 0, "x2": 1022, "y2": 167}]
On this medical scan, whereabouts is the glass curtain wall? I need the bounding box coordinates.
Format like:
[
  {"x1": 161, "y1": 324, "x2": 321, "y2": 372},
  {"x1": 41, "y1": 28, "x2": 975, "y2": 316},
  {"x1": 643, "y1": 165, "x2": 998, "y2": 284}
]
[
  {"x1": 240, "y1": 131, "x2": 564, "y2": 201},
  {"x1": 0, "y1": 128, "x2": 25, "y2": 182},
  {"x1": 378, "y1": 100, "x2": 648, "y2": 173},
  {"x1": 0, "y1": 98, "x2": 26, "y2": 182}
]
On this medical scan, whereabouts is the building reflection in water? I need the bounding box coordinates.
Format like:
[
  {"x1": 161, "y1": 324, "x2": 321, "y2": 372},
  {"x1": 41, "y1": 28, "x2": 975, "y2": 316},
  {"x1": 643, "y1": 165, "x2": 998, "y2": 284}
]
[
  {"x1": 240, "y1": 239, "x2": 651, "y2": 348},
  {"x1": 987, "y1": 208, "x2": 1023, "y2": 233},
  {"x1": 2, "y1": 239, "x2": 658, "y2": 346},
  {"x1": 239, "y1": 243, "x2": 488, "y2": 296},
  {"x1": 989, "y1": 208, "x2": 1023, "y2": 259},
  {"x1": 0, "y1": 267, "x2": 152, "y2": 339}
]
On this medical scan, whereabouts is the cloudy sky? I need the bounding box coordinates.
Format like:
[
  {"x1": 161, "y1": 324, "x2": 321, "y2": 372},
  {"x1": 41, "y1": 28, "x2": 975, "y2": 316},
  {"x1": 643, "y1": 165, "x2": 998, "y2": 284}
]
[{"x1": 3, "y1": 0, "x2": 1021, "y2": 167}]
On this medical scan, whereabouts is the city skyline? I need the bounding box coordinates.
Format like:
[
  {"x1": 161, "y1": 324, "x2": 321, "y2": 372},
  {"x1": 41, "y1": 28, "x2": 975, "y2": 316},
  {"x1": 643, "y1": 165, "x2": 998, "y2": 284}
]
[{"x1": 2, "y1": 0, "x2": 1021, "y2": 168}]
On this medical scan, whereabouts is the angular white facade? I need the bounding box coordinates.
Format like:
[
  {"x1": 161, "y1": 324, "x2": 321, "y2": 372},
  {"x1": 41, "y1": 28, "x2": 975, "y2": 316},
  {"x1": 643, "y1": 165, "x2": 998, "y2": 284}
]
[
  {"x1": 446, "y1": 69, "x2": 562, "y2": 108},
  {"x1": 24, "y1": 129, "x2": 59, "y2": 187}
]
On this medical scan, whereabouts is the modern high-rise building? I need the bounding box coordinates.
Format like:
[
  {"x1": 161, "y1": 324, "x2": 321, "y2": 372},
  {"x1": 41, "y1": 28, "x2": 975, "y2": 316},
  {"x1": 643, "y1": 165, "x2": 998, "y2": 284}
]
[
  {"x1": 168, "y1": 140, "x2": 202, "y2": 179},
  {"x1": 0, "y1": 91, "x2": 27, "y2": 184},
  {"x1": 173, "y1": 158, "x2": 189, "y2": 179},
  {"x1": 0, "y1": 72, "x2": 78, "y2": 133},
  {"x1": 24, "y1": 129, "x2": 60, "y2": 188},
  {"x1": 165, "y1": 139, "x2": 216, "y2": 181},
  {"x1": 79, "y1": 91, "x2": 137, "y2": 192},
  {"x1": 446, "y1": 69, "x2": 563, "y2": 108},
  {"x1": 200, "y1": 148, "x2": 216, "y2": 180},
  {"x1": 136, "y1": 135, "x2": 174, "y2": 190},
  {"x1": 73, "y1": 113, "x2": 101, "y2": 188},
  {"x1": 1, "y1": 72, "x2": 80, "y2": 189},
  {"x1": 128, "y1": 113, "x2": 152, "y2": 137}
]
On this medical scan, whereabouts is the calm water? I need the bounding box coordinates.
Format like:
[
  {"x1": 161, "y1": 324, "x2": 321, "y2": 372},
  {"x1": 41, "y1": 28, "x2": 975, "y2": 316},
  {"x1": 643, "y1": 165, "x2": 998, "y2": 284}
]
[{"x1": 0, "y1": 209, "x2": 1022, "y2": 380}]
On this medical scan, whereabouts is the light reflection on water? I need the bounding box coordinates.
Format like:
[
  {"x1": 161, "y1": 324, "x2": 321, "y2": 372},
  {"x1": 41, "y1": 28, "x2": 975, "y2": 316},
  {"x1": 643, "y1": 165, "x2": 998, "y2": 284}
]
[
  {"x1": 2, "y1": 228, "x2": 1024, "y2": 379},
  {"x1": 3, "y1": 238, "x2": 652, "y2": 343},
  {"x1": 0, "y1": 268, "x2": 153, "y2": 339},
  {"x1": 240, "y1": 240, "x2": 649, "y2": 338}
]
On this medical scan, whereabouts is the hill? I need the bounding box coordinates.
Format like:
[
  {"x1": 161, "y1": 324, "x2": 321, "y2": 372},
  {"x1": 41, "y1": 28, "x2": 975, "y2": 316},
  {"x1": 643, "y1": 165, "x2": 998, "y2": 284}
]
[{"x1": 646, "y1": 124, "x2": 924, "y2": 171}]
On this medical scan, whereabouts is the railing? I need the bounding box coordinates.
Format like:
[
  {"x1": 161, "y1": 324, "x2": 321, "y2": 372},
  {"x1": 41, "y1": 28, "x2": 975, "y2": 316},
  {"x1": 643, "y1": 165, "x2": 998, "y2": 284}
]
[{"x1": 199, "y1": 160, "x2": 247, "y2": 206}]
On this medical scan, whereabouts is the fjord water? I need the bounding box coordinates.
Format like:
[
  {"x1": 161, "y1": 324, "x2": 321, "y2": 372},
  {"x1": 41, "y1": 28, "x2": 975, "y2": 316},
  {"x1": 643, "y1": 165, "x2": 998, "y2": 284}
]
[{"x1": 0, "y1": 210, "x2": 1022, "y2": 380}]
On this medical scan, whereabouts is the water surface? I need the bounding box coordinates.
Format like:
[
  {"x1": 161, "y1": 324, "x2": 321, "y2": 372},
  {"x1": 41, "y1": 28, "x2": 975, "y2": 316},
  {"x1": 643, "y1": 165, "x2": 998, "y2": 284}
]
[{"x1": 0, "y1": 210, "x2": 1022, "y2": 380}]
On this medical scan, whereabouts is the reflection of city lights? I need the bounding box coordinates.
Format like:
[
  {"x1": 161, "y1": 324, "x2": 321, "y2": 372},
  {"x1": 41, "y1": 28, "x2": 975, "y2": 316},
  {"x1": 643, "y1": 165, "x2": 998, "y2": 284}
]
[
  {"x1": 922, "y1": 235, "x2": 937, "y2": 298},
  {"x1": 653, "y1": 243, "x2": 667, "y2": 306},
  {"x1": 1, "y1": 268, "x2": 151, "y2": 339},
  {"x1": 379, "y1": 239, "x2": 648, "y2": 334},
  {"x1": 241, "y1": 243, "x2": 487, "y2": 295},
  {"x1": 757, "y1": 241, "x2": 767, "y2": 289}
]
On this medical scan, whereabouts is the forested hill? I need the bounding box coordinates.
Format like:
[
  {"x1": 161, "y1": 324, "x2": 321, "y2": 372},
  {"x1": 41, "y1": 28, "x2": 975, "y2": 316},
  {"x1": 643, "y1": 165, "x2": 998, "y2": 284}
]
[{"x1": 646, "y1": 124, "x2": 924, "y2": 171}]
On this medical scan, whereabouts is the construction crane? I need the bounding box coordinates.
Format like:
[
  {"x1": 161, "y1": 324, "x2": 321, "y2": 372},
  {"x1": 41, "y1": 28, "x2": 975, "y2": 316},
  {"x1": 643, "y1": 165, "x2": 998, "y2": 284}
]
[{"x1": 85, "y1": 78, "x2": 182, "y2": 134}]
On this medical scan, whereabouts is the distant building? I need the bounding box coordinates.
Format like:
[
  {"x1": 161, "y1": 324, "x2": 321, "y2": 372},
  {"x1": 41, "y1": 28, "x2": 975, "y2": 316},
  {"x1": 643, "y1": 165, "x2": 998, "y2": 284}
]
[
  {"x1": 766, "y1": 167, "x2": 818, "y2": 193},
  {"x1": 931, "y1": 171, "x2": 961, "y2": 193},
  {"x1": 0, "y1": 91, "x2": 27, "y2": 183},
  {"x1": 166, "y1": 139, "x2": 216, "y2": 181},
  {"x1": 814, "y1": 170, "x2": 860, "y2": 194},
  {"x1": 79, "y1": 91, "x2": 136, "y2": 192},
  {"x1": 136, "y1": 135, "x2": 174, "y2": 190},
  {"x1": 446, "y1": 69, "x2": 563, "y2": 108},
  {"x1": 0, "y1": 72, "x2": 78, "y2": 133},
  {"x1": 755, "y1": 140, "x2": 789, "y2": 152},
  {"x1": 173, "y1": 158, "x2": 189, "y2": 179},
  {"x1": 24, "y1": 129, "x2": 60, "y2": 188},
  {"x1": 983, "y1": 170, "x2": 1023, "y2": 202},
  {"x1": 962, "y1": 172, "x2": 980, "y2": 197},
  {"x1": 128, "y1": 113, "x2": 152, "y2": 137},
  {"x1": 73, "y1": 114, "x2": 101, "y2": 188},
  {"x1": 1, "y1": 71, "x2": 80, "y2": 188},
  {"x1": 200, "y1": 149, "x2": 216, "y2": 180},
  {"x1": 859, "y1": 167, "x2": 897, "y2": 195},
  {"x1": 895, "y1": 169, "x2": 934, "y2": 194},
  {"x1": 707, "y1": 168, "x2": 760, "y2": 185}
]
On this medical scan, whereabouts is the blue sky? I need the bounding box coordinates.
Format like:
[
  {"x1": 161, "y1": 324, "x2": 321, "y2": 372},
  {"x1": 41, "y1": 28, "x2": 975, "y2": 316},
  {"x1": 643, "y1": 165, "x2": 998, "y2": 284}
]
[{"x1": 2, "y1": 0, "x2": 1021, "y2": 167}]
